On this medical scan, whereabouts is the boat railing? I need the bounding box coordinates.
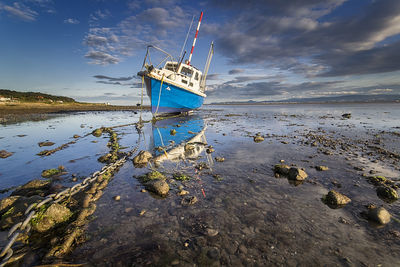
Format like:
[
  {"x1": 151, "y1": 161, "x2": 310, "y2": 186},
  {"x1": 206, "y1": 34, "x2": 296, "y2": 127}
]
[{"x1": 141, "y1": 45, "x2": 177, "y2": 73}]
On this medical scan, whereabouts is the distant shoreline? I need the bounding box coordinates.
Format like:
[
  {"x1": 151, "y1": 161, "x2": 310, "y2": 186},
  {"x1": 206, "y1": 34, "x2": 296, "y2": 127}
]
[{"x1": 0, "y1": 102, "x2": 149, "y2": 117}]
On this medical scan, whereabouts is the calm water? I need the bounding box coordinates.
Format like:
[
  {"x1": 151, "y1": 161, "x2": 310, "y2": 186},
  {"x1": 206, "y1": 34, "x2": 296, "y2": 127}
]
[{"x1": 1, "y1": 103, "x2": 400, "y2": 265}]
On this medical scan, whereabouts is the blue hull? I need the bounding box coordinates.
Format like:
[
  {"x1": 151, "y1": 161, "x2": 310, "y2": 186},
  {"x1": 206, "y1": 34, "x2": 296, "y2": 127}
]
[{"x1": 145, "y1": 76, "x2": 205, "y2": 114}]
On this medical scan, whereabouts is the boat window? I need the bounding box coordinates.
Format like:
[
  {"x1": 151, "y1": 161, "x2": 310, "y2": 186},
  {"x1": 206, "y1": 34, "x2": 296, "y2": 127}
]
[
  {"x1": 182, "y1": 79, "x2": 188, "y2": 84},
  {"x1": 194, "y1": 72, "x2": 199, "y2": 81},
  {"x1": 180, "y1": 67, "x2": 193, "y2": 78},
  {"x1": 165, "y1": 63, "x2": 177, "y2": 71}
]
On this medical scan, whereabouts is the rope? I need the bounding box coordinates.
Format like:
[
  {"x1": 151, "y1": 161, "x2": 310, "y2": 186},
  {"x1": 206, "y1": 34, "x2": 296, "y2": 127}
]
[
  {"x1": 154, "y1": 74, "x2": 165, "y2": 116},
  {"x1": 140, "y1": 75, "x2": 144, "y2": 123}
]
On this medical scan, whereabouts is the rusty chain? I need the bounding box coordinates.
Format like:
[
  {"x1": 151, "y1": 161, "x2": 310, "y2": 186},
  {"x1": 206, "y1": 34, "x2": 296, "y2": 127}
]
[{"x1": 0, "y1": 129, "x2": 142, "y2": 267}]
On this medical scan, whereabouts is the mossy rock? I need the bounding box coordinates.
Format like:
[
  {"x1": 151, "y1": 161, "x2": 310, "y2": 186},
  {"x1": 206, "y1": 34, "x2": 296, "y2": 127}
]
[
  {"x1": 376, "y1": 186, "x2": 398, "y2": 202},
  {"x1": 368, "y1": 176, "x2": 387, "y2": 185},
  {"x1": 274, "y1": 164, "x2": 290, "y2": 175},
  {"x1": 92, "y1": 128, "x2": 103, "y2": 137},
  {"x1": 140, "y1": 171, "x2": 166, "y2": 182},
  {"x1": 11, "y1": 179, "x2": 51, "y2": 197},
  {"x1": 41, "y1": 167, "x2": 64, "y2": 178},
  {"x1": 170, "y1": 129, "x2": 177, "y2": 135},
  {"x1": 323, "y1": 190, "x2": 351, "y2": 207},
  {"x1": 173, "y1": 172, "x2": 191, "y2": 181},
  {"x1": 31, "y1": 203, "x2": 72, "y2": 232}
]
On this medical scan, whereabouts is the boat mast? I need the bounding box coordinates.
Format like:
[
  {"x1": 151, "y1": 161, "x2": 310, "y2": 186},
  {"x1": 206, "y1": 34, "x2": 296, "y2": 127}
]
[
  {"x1": 200, "y1": 41, "x2": 214, "y2": 92},
  {"x1": 187, "y1": 11, "x2": 203, "y2": 65}
]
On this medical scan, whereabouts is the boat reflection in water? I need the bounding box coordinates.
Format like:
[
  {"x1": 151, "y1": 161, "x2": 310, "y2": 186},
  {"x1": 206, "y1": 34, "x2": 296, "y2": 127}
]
[{"x1": 151, "y1": 115, "x2": 211, "y2": 163}]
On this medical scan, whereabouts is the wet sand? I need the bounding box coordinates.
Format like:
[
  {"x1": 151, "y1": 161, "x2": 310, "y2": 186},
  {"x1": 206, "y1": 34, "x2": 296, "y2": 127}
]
[{"x1": 0, "y1": 104, "x2": 399, "y2": 266}]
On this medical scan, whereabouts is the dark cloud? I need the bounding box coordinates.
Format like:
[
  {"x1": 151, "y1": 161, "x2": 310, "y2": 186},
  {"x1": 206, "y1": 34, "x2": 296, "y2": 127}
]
[
  {"x1": 96, "y1": 81, "x2": 122, "y2": 85},
  {"x1": 85, "y1": 51, "x2": 119, "y2": 65},
  {"x1": 228, "y1": 69, "x2": 245, "y2": 75},
  {"x1": 225, "y1": 75, "x2": 274, "y2": 84},
  {"x1": 205, "y1": 74, "x2": 220, "y2": 80},
  {"x1": 93, "y1": 75, "x2": 133, "y2": 81},
  {"x1": 208, "y1": 0, "x2": 400, "y2": 78},
  {"x1": 317, "y1": 40, "x2": 400, "y2": 77}
]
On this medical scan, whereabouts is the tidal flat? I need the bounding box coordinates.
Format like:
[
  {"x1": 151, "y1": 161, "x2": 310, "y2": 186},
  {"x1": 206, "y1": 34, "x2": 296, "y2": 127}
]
[{"x1": 0, "y1": 103, "x2": 399, "y2": 266}]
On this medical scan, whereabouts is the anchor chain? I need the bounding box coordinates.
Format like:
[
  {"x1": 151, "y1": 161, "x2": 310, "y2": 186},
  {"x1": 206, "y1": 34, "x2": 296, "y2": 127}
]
[{"x1": 0, "y1": 144, "x2": 140, "y2": 267}]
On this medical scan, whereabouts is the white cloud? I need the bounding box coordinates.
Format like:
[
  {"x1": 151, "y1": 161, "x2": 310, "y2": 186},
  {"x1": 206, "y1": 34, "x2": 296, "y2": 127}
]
[
  {"x1": 64, "y1": 18, "x2": 79, "y2": 24},
  {"x1": 1, "y1": 2, "x2": 38, "y2": 21}
]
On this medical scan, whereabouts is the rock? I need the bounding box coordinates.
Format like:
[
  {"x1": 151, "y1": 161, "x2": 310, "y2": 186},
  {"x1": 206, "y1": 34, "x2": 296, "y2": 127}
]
[
  {"x1": 113, "y1": 195, "x2": 121, "y2": 201},
  {"x1": 316, "y1": 165, "x2": 329, "y2": 171},
  {"x1": 215, "y1": 157, "x2": 225, "y2": 162},
  {"x1": 38, "y1": 141, "x2": 55, "y2": 147},
  {"x1": 324, "y1": 190, "x2": 351, "y2": 206},
  {"x1": 0, "y1": 150, "x2": 13, "y2": 158},
  {"x1": 368, "y1": 176, "x2": 387, "y2": 185},
  {"x1": 206, "y1": 247, "x2": 220, "y2": 260},
  {"x1": 11, "y1": 179, "x2": 51, "y2": 197},
  {"x1": 133, "y1": 150, "x2": 152, "y2": 166},
  {"x1": 177, "y1": 190, "x2": 189, "y2": 196},
  {"x1": 342, "y1": 113, "x2": 352, "y2": 119},
  {"x1": 368, "y1": 206, "x2": 391, "y2": 224},
  {"x1": 274, "y1": 164, "x2": 290, "y2": 175},
  {"x1": 288, "y1": 167, "x2": 308, "y2": 180},
  {"x1": 73, "y1": 134, "x2": 80, "y2": 138},
  {"x1": 170, "y1": 129, "x2": 177, "y2": 135},
  {"x1": 41, "y1": 167, "x2": 64, "y2": 178},
  {"x1": 205, "y1": 228, "x2": 219, "y2": 237},
  {"x1": 0, "y1": 195, "x2": 44, "y2": 230},
  {"x1": 92, "y1": 128, "x2": 103, "y2": 137},
  {"x1": 32, "y1": 203, "x2": 72, "y2": 232},
  {"x1": 206, "y1": 147, "x2": 215, "y2": 153},
  {"x1": 140, "y1": 171, "x2": 166, "y2": 182},
  {"x1": 181, "y1": 196, "x2": 198, "y2": 206},
  {"x1": 253, "y1": 135, "x2": 264, "y2": 143},
  {"x1": 376, "y1": 186, "x2": 398, "y2": 201},
  {"x1": 145, "y1": 179, "x2": 169, "y2": 197}
]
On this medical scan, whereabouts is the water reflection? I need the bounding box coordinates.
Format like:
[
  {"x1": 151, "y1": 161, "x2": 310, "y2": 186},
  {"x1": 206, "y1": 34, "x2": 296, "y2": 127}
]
[{"x1": 151, "y1": 115, "x2": 209, "y2": 163}]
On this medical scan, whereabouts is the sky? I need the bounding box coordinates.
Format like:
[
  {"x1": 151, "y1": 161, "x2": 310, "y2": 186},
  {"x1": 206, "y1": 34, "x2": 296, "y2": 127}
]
[{"x1": 1, "y1": 0, "x2": 400, "y2": 104}]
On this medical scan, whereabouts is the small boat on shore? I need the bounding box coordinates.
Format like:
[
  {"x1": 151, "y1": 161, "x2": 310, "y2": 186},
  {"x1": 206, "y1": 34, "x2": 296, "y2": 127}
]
[{"x1": 137, "y1": 12, "x2": 213, "y2": 116}]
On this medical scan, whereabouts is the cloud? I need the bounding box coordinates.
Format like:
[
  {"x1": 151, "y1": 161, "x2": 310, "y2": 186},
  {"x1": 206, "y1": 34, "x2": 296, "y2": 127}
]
[
  {"x1": 208, "y1": 0, "x2": 400, "y2": 78},
  {"x1": 85, "y1": 51, "x2": 119, "y2": 65},
  {"x1": 206, "y1": 74, "x2": 220, "y2": 80},
  {"x1": 89, "y1": 9, "x2": 111, "y2": 25},
  {"x1": 64, "y1": 18, "x2": 79, "y2": 24},
  {"x1": 228, "y1": 69, "x2": 244, "y2": 75},
  {"x1": 93, "y1": 75, "x2": 133, "y2": 81},
  {"x1": 316, "y1": 40, "x2": 400, "y2": 77},
  {"x1": 1, "y1": 2, "x2": 38, "y2": 21}
]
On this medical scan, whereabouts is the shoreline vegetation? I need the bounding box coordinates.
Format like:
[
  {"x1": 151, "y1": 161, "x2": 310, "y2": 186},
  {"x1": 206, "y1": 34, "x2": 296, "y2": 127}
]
[{"x1": 0, "y1": 89, "x2": 149, "y2": 118}]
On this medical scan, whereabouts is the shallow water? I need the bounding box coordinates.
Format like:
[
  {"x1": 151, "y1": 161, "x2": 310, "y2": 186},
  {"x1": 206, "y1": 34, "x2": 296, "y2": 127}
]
[{"x1": 1, "y1": 104, "x2": 400, "y2": 266}]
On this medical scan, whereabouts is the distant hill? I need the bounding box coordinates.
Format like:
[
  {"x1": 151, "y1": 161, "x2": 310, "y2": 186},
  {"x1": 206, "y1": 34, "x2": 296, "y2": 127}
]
[
  {"x1": 210, "y1": 94, "x2": 400, "y2": 105},
  {"x1": 0, "y1": 89, "x2": 76, "y2": 103}
]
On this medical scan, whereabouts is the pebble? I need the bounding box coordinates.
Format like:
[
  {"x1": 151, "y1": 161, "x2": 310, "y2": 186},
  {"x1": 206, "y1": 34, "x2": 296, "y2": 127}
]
[{"x1": 113, "y1": 195, "x2": 121, "y2": 201}]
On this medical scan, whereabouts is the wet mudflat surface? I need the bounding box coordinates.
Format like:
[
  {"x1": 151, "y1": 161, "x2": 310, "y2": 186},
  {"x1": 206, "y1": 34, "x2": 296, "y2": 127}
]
[{"x1": 1, "y1": 104, "x2": 400, "y2": 266}]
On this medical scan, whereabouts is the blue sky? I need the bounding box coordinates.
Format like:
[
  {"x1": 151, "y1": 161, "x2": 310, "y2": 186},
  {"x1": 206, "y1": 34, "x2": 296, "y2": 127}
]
[{"x1": 1, "y1": 0, "x2": 400, "y2": 104}]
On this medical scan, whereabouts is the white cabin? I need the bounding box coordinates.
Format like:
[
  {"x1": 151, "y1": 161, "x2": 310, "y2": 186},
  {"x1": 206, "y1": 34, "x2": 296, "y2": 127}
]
[{"x1": 149, "y1": 61, "x2": 205, "y2": 95}]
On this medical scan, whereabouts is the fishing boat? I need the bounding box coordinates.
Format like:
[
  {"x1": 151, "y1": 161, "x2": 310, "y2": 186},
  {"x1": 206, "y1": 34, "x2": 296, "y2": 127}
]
[{"x1": 137, "y1": 12, "x2": 214, "y2": 116}]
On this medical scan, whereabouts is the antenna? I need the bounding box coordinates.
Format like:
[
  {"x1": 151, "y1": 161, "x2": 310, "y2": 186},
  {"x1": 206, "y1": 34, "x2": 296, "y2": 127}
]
[
  {"x1": 179, "y1": 15, "x2": 194, "y2": 62},
  {"x1": 188, "y1": 11, "x2": 203, "y2": 65}
]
